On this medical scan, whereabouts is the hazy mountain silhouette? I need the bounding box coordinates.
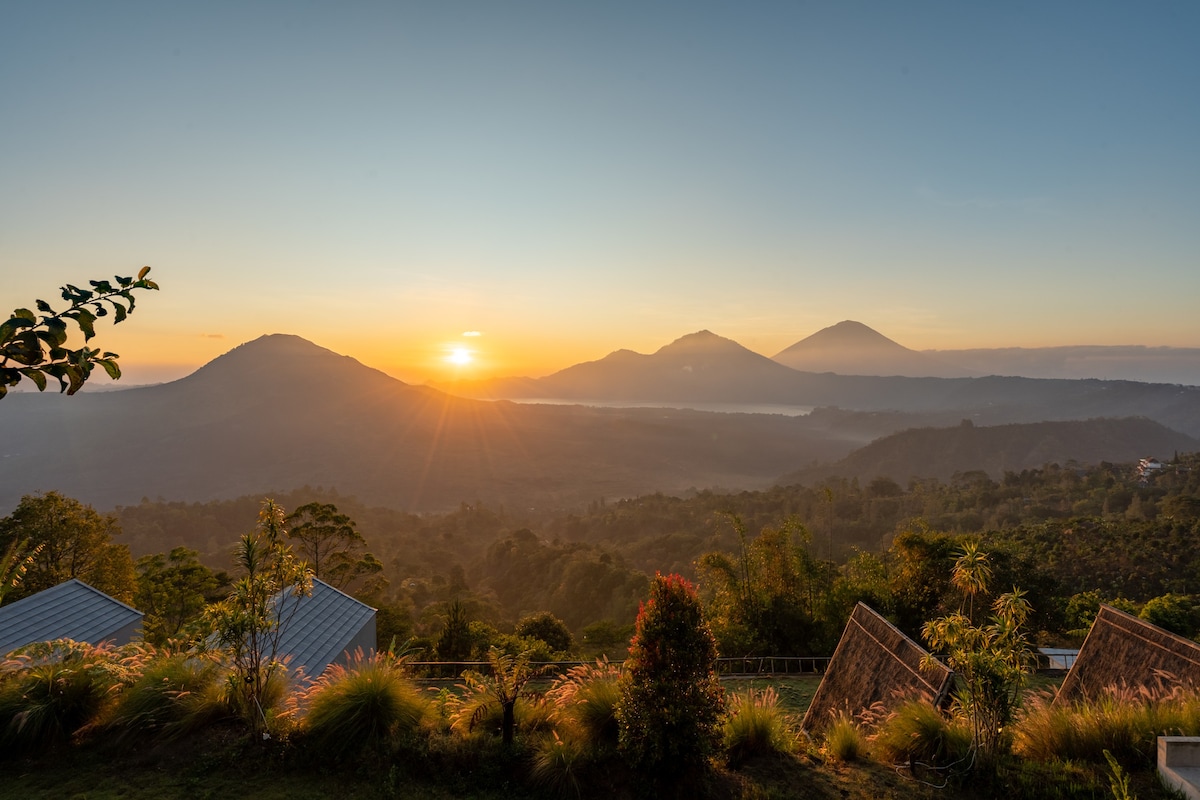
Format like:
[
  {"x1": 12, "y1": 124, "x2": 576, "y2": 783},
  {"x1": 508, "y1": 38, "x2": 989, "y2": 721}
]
[
  {"x1": 780, "y1": 417, "x2": 1198, "y2": 486},
  {"x1": 0, "y1": 335, "x2": 860, "y2": 513},
  {"x1": 772, "y1": 320, "x2": 970, "y2": 378},
  {"x1": 926, "y1": 345, "x2": 1200, "y2": 386},
  {"x1": 450, "y1": 331, "x2": 1200, "y2": 439}
]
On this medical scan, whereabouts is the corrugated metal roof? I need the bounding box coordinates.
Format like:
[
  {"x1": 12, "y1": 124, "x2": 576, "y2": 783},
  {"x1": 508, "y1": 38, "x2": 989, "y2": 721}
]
[
  {"x1": 0, "y1": 579, "x2": 144, "y2": 655},
  {"x1": 274, "y1": 579, "x2": 376, "y2": 679}
]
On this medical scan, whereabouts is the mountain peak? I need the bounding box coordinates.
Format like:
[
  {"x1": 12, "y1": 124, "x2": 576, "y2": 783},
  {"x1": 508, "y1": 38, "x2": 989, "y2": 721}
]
[
  {"x1": 774, "y1": 321, "x2": 969, "y2": 378},
  {"x1": 655, "y1": 330, "x2": 750, "y2": 356},
  {"x1": 179, "y1": 333, "x2": 404, "y2": 392}
]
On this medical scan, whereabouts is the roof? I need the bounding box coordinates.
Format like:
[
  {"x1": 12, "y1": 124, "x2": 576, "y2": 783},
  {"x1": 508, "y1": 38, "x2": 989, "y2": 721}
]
[
  {"x1": 0, "y1": 579, "x2": 144, "y2": 655},
  {"x1": 1056, "y1": 604, "x2": 1200, "y2": 704},
  {"x1": 802, "y1": 602, "x2": 953, "y2": 732},
  {"x1": 274, "y1": 578, "x2": 376, "y2": 679}
]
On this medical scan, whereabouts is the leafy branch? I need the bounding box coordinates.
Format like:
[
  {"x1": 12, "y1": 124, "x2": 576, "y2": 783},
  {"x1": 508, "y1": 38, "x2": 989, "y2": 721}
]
[{"x1": 0, "y1": 266, "x2": 159, "y2": 398}]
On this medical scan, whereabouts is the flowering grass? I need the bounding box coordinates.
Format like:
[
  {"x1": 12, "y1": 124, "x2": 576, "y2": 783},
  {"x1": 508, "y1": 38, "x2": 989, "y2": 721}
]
[
  {"x1": 722, "y1": 686, "x2": 795, "y2": 766},
  {"x1": 300, "y1": 651, "x2": 430, "y2": 760}
]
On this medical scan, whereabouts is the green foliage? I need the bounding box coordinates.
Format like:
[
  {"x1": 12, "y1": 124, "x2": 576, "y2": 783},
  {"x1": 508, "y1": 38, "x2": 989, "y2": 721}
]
[
  {"x1": 545, "y1": 658, "x2": 623, "y2": 748},
  {"x1": 514, "y1": 611, "x2": 573, "y2": 656},
  {"x1": 100, "y1": 649, "x2": 227, "y2": 740},
  {"x1": 286, "y1": 502, "x2": 383, "y2": 594},
  {"x1": 0, "y1": 491, "x2": 137, "y2": 604},
  {"x1": 204, "y1": 499, "x2": 313, "y2": 734},
  {"x1": 824, "y1": 711, "x2": 868, "y2": 763},
  {"x1": 434, "y1": 598, "x2": 475, "y2": 661},
  {"x1": 697, "y1": 515, "x2": 829, "y2": 657},
  {"x1": 300, "y1": 649, "x2": 430, "y2": 760},
  {"x1": 0, "y1": 267, "x2": 158, "y2": 398},
  {"x1": 1138, "y1": 593, "x2": 1200, "y2": 639},
  {"x1": 1013, "y1": 682, "x2": 1200, "y2": 767},
  {"x1": 922, "y1": 546, "x2": 1035, "y2": 766},
  {"x1": 0, "y1": 640, "x2": 138, "y2": 753},
  {"x1": 0, "y1": 538, "x2": 40, "y2": 605},
  {"x1": 1103, "y1": 749, "x2": 1136, "y2": 800},
  {"x1": 135, "y1": 547, "x2": 227, "y2": 646},
  {"x1": 723, "y1": 686, "x2": 795, "y2": 766},
  {"x1": 454, "y1": 647, "x2": 549, "y2": 746},
  {"x1": 616, "y1": 573, "x2": 725, "y2": 780},
  {"x1": 872, "y1": 700, "x2": 972, "y2": 769}
]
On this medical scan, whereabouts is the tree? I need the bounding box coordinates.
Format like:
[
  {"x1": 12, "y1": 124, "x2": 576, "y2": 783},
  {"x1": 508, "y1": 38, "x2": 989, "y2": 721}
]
[
  {"x1": 696, "y1": 515, "x2": 825, "y2": 656},
  {"x1": 617, "y1": 573, "x2": 725, "y2": 785},
  {"x1": 135, "y1": 546, "x2": 228, "y2": 645},
  {"x1": 0, "y1": 491, "x2": 137, "y2": 603},
  {"x1": 458, "y1": 647, "x2": 547, "y2": 746},
  {"x1": 205, "y1": 500, "x2": 313, "y2": 734},
  {"x1": 1, "y1": 267, "x2": 158, "y2": 398},
  {"x1": 922, "y1": 546, "x2": 1034, "y2": 768},
  {"x1": 286, "y1": 502, "x2": 382, "y2": 592},
  {"x1": 514, "y1": 611, "x2": 573, "y2": 656}
]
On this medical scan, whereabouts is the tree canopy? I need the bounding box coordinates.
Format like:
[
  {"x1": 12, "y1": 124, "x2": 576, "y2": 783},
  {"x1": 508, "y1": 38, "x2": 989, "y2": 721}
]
[{"x1": 0, "y1": 491, "x2": 136, "y2": 604}]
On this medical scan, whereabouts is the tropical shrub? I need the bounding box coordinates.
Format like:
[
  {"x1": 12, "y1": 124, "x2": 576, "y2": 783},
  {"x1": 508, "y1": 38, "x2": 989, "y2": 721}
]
[{"x1": 616, "y1": 573, "x2": 725, "y2": 780}]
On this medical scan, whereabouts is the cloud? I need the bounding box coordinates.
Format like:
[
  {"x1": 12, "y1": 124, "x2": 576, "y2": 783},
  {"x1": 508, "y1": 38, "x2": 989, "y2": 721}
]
[{"x1": 462, "y1": 331, "x2": 482, "y2": 337}]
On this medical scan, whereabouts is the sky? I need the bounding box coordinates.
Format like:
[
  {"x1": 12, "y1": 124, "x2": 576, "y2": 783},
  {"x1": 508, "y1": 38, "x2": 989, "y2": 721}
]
[{"x1": 3, "y1": 1, "x2": 1198, "y2": 386}]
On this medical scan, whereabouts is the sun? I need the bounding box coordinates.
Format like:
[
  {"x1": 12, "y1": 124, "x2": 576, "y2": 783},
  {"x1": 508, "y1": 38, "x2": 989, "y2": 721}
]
[{"x1": 446, "y1": 347, "x2": 473, "y2": 366}]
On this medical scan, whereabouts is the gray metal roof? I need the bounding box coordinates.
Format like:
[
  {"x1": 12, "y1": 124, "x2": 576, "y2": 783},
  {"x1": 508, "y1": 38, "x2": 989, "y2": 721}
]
[
  {"x1": 0, "y1": 579, "x2": 144, "y2": 655},
  {"x1": 274, "y1": 579, "x2": 376, "y2": 679}
]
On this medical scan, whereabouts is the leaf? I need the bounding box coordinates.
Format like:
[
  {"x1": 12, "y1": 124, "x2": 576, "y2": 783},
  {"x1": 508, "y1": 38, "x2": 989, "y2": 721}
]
[
  {"x1": 98, "y1": 358, "x2": 121, "y2": 380},
  {"x1": 111, "y1": 302, "x2": 127, "y2": 323},
  {"x1": 35, "y1": 299, "x2": 54, "y2": 314},
  {"x1": 20, "y1": 368, "x2": 47, "y2": 391},
  {"x1": 138, "y1": 266, "x2": 151, "y2": 280},
  {"x1": 13, "y1": 308, "x2": 36, "y2": 321},
  {"x1": 72, "y1": 308, "x2": 97, "y2": 340},
  {"x1": 89, "y1": 279, "x2": 114, "y2": 293}
]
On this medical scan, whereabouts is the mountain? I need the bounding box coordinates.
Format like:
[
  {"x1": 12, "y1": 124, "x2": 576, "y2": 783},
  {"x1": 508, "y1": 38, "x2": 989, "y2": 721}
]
[
  {"x1": 925, "y1": 345, "x2": 1200, "y2": 386},
  {"x1": 0, "y1": 334, "x2": 860, "y2": 513},
  {"x1": 773, "y1": 320, "x2": 970, "y2": 378},
  {"x1": 449, "y1": 331, "x2": 1200, "y2": 439},
  {"x1": 780, "y1": 417, "x2": 1198, "y2": 486}
]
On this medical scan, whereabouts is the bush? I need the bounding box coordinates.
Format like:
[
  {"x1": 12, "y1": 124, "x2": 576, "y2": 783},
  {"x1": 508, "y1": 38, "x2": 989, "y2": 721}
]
[
  {"x1": 101, "y1": 651, "x2": 227, "y2": 740},
  {"x1": 1013, "y1": 682, "x2": 1200, "y2": 766},
  {"x1": 723, "y1": 686, "x2": 794, "y2": 766},
  {"x1": 872, "y1": 701, "x2": 972, "y2": 770},
  {"x1": 824, "y1": 711, "x2": 866, "y2": 763},
  {"x1": 0, "y1": 640, "x2": 135, "y2": 753},
  {"x1": 545, "y1": 658, "x2": 622, "y2": 748},
  {"x1": 616, "y1": 573, "x2": 725, "y2": 780},
  {"x1": 301, "y1": 650, "x2": 430, "y2": 760}
]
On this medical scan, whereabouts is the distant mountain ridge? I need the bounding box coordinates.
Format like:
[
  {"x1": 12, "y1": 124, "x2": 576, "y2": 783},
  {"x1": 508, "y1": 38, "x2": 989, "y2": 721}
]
[
  {"x1": 4, "y1": 333, "x2": 1198, "y2": 516},
  {"x1": 780, "y1": 416, "x2": 1198, "y2": 486},
  {"x1": 449, "y1": 329, "x2": 1200, "y2": 439},
  {"x1": 0, "y1": 335, "x2": 860, "y2": 513}
]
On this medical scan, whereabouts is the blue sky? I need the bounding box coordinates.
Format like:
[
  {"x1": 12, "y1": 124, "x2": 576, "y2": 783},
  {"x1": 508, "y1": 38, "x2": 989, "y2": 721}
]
[{"x1": 3, "y1": 1, "x2": 1198, "y2": 384}]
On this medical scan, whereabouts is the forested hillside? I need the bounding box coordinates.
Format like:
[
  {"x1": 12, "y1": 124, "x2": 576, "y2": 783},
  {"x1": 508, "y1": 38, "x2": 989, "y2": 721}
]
[{"x1": 97, "y1": 451, "x2": 1200, "y2": 656}]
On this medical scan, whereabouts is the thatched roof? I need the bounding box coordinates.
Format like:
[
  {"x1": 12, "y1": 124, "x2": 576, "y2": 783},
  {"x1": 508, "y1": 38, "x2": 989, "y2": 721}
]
[
  {"x1": 1055, "y1": 604, "x2": 1200, "y2": 705},
  {"x1": 801, "y1": 602, "x2": 952, "y2": 732}
]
